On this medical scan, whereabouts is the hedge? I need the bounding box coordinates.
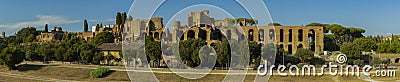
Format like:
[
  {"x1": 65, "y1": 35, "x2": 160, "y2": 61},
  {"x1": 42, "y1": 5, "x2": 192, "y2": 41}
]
[{"x1": 90, "y1": 67, "x2": 111, "y2": 78}]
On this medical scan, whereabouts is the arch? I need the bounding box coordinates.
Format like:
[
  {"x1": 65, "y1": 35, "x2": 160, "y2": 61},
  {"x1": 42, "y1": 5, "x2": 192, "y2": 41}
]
[
  {"x1": 187, "y1": 30, "x2": 195, "y2": 39},
  {"x1": 259, "y1": 29, "x2": 264, "y2": 41},
  {"x1": 166, "y1": 60, "x2": 171, "y2": 67},
  {"x1": 288, "y1": 44, "x2": 293, "y2": 54},
  {"x1": 395, "y1": 58, "x2": 400, "y2": 63},
  {"x1": 198, "y1": 29, "x2": 207, "y2": 40},
  {"x1": 297, "y1": 44, "x2": 304, "y2": 48},
  {"x1": 269, "y1": 29, "x2": 275, "y2": 40},
  {"x1": 289, "y1": 29, "x2": 293, "y2": 42},
  {"x1": 279, "y1": 44, "x2": 284, "y2": 49},
  {"x1": 154, "y1": 32, "x2": 159, "y2": 40},
  {"x1": 308, "y1": 29, "x2": 316, "y2": 51},
  {"x1": 248, "y1": 29, "x2": 254, "y2": 41},
  {"x1": 148, "y1": 20, "x2": 155, "y2": 31},
  {"x1": 279, "y1": 29, "x2": 284, "y2": 42},
  {"x1": 298, "y1": 29, "x2": 303, "y2": 42},
  {"x1": 227, "y1": 30, "x2": 231, "y2": 40}
]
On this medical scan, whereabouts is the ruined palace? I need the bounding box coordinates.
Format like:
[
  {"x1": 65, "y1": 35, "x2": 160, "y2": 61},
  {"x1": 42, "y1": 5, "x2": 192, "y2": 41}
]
[{"x1": 124, "y1": 10, "x2": 324, "y2": 54}]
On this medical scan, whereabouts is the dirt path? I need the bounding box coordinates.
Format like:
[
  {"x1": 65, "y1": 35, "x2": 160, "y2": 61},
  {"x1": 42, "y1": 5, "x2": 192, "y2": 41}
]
[{"x1": 0, "y1": 71, "x2": 76, "y2": 82}]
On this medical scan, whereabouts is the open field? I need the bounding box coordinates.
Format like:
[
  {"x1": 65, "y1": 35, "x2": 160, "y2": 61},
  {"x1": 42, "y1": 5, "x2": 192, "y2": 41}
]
[{"x1": 0, "y1": 64, "x2": 399, "y2": 82}]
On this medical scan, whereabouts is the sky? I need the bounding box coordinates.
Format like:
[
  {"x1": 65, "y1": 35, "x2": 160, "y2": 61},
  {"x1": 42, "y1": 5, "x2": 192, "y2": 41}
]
[{"x1": 0, "y1": 0, "x2": 399, "y2": 36}]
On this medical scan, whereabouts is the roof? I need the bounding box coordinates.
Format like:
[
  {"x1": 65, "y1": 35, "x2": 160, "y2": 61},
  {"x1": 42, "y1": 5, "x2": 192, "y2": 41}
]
[{"x1": 97, "y1": 43, "x2": 122, "y2": 51}]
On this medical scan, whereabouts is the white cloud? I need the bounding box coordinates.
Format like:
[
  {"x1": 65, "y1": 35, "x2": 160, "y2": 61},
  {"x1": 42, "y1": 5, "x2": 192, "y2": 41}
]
[
  {"x1": 0, "y1": 25, "x2": 7, "y2": 27},
  {"x1": 88, "y1": 18, "x2": 114, "y2": 22},
  {"x1": 7, "y1": 15, "x2": 81, "y2": 29}
]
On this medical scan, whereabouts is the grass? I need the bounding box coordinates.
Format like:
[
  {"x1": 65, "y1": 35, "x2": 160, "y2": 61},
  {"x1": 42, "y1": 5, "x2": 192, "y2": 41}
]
[
  {"x1": 1, "y1": 64, "x2": 399, "y2": 82},
  {"x1": 371, "y1": 53, "x2": 400, "y2": 59}
]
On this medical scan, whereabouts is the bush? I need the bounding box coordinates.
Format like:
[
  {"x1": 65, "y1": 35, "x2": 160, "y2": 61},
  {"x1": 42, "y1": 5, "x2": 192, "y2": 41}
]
[{"x1": 90, "y1": 67, "x2": 111, "y2": 78}]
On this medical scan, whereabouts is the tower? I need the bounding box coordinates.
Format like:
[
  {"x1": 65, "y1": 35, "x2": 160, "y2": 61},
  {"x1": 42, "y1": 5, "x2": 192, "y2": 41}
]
[{"x1": 1, "y1": 31, "x2": 5, "y2": 38}]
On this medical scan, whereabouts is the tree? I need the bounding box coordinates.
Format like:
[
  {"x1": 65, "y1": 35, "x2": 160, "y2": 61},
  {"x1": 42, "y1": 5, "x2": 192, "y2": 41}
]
[
  {"x1": 248, "y1": 42, "x2": 261, "y2": 66},
  {"x1": 55, "y1": 46, "x2": 66, "y2": 61},
  {"x1": 105, "y1": 54, "x2": 115, "y2": 65},
  {"x1": 212, "y1": 39, "x2": 231, "y2": 67},
  {"x1": 268, "y1": 22, "x2": 282, "y2": 26},
  {"x1": 84, "y1": 19, "x2": 88, "y2": 32},
  {"x1": 91, "y1": 32, "x2": 115, "y2": 46},
  {"x1": 95, "y1": 24, "x2": 100, "y2": 31},
  {"x1": 236, "y1": 18, "x2": 257, "y2": 26},
  {"x1": 179, "y1": 38, "x2": 207, "y2": 67},
  {"x1": 294, "y1": 48, "x2": 314, "y2": 63},
  {"x1": 116, "y1": 12, "x2": 122, "y2": 25},
  {"x1": 23, "y1": 34, "x2": 35, "y2": 43},
  {"x1": 324, "y1": 34, "x2": 340, "y2": 51},
  {"x1": 122, "y1": 12, "x2": 127, "y2": 24},
  {"x1": 16, "y1": 27, "x2": 39, "y2": 43},
  {"x1": 78, "y1": 43, "x2": 95, "y2": 64},
  {"x1": 354, "y1": 38, "x2": 377, "y2": 52},
  {"x1": 44, "y1": 24, "x2": 48, "y2": 33},
  {"x1": 145, "y1": 36, "x2": 162, "y2": 67},
  {"x1": 93, "y1": 52, "x2": 104, "y2": 65},
  {"x1": 0, "y1": 46, "x2": 25, "y2": 70},
  {"x1": 340, "y1": 42, "x2": 362, "y2": 65}
]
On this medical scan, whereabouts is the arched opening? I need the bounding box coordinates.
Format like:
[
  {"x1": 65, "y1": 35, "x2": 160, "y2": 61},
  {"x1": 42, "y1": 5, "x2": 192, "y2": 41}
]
[
  {"x1": 298, "y1": 29, "x2": 303, "y2": 42},
  {"x1": 187, "y1": 30, "x2": 195, "y2": 39},
  {"x1": 279, "y1": 29, "x2": 284, "y2": 42},
  {"x1": 297, "y1": 44, "x2": 303, "y2": 48},
  {"x1": 279, "y1": 44, "x2": 284, "y2": 49},
  {"x1": 288, "y1": 44, "x2": 293, "y2": 54},
  {"x1": 148, "y1": 20, "x2": 155, "y2": 31},
  {"x1": 166, "y1": 60, "x2": 171, "y2": 67},
  {"x1": 395, "y1": 58, "x2": 400, "y2": 63},
  {"x1": 308, "y1": 29, "x2": 316, "y2": 51},
  {"x1": 259, "y1": 29, "x2": 264, "y2": 41},
  {"x1": 269, "y1": 29, "x2": 275, "y2": 40},
  {"x1": 227, "y1": 30, "x2": 231, "y2": 40},
  {"x1": 198, "y1": 29, "x2": 207, "y2": 40},
  {"x1": 248, "y1": 29, "x2": 254, "y2": 41},
  {"x1": 289, "y1": 29, "x2": 293, "y2": 42},
  {"x1": 154, "y1": 32, "x2": 159, "y2": 40}
]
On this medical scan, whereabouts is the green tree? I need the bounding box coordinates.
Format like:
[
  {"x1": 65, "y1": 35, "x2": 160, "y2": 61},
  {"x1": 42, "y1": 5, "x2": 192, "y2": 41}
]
[
  {"x1": 0, "y1": 46, "x2": 25, "y2": 70},
  {"x1": 55, "y1": 46, "x2": 66, "y2": 61},
  {"x1": 145, "y1": 36, "x2": 162, "y2": 67},
  {"x1": 105, "y1": 54, "x2": 115, "y2": 65},
  {"x1": 178, "y1": 38, "x2": 207, "y2": 67},
  {"x1": 267, "y1": 22, "x2": 282, "y2": 26},
  {"x1": 44, "y1": 24, "x2": 48, "y2": 32},
  {"x1": 78, "y1": 43, "x2": 95, "y2": 64},
  {"x1": 248, "y1": 42, "x2": 261, "y2": 66},
  {"x1": 236, "y1": 18, "x2": 257, "y2": 26},
  {"x1": 91, "y1": 32, "x2": 115, "y2": 46},
  {"x1": 116, "y1": 12, "x2": 122, "y2": 25},
  {"x1": 93, "y1": 52, "x2": 104, "y2": 65},
  {"x1": 354, "y1": 38, "x2": 377, "y2": 52},
  {"x1": 95, "y1": 24, "x2": 100, "y2": 31},
  {"x1": 294, "y1": 48, "x2": 314, "y2": 63},
  {"x1": 212, "y1": 39, "x2": 231, "y2": 67},
  {"x1": 23, "y1": 34, "x2": 35, "y2": 43},
  {"x1": 340, "y1": 42, "x2": 362, "y2": 65},
  {"x1": 84, "y1": 19, "x2": 88, "y2": 32}
]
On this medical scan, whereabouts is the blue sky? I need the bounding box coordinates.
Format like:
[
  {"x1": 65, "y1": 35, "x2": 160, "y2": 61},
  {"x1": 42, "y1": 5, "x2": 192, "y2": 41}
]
[{"x1": 0, "y1": 0, "x2": 399, "y2": 36}]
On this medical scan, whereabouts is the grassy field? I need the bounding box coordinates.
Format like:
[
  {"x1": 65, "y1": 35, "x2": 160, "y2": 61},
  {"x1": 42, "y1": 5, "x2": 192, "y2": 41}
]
[
  {"x1": 371, "y1": 53, "x2": 400, "y2": 58},
  {"x1": 0, "y1": 64, "x2": 399, "y2": 82}
]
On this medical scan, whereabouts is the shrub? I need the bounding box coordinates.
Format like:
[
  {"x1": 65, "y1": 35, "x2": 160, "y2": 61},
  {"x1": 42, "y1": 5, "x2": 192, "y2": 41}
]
[{"x1": 90, "y1": 67, "x2": 111, "y2": 78}]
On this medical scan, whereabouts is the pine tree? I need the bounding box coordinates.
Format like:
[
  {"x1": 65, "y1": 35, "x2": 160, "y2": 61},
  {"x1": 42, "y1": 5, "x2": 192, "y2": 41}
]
[
  {"x1": 44, "y1": 24, "x2": 48, "y2": 32},
  {"x1": 84, "y1": 19, "x2": 88, "y2": 32}
]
